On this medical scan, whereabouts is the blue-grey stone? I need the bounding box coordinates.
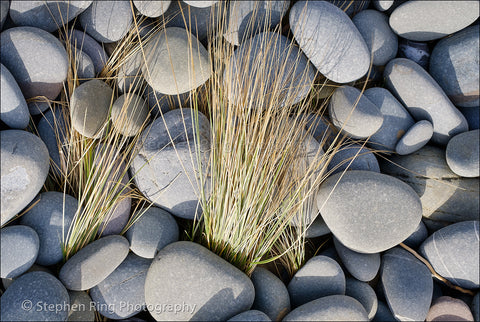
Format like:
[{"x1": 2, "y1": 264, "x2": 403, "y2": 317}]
[
  {"x1": 402, "y1": 220, "x2": 428, "y2": 249},
  {"x1": 66, "y1": 29, "x2": 109, "y2": 74},
  {"x1": 302, "y1": 113, "x2": 334, "y2": 147},
  {"x1": 458, "y1": 106, "x2": 480, "y2": 130},
  {"x1": 326, "y1": 0, "x2": 370, "y2": 16},
  {"x1": 0, "y1": 63, "x2": 29, "y2": 129},
  {"x1": 420, "y1": 220, "x2": 480, "y2": 290},
  {"x1": 0, "y1": 225, "x2": 39, "y2": 278},
  {"x1": 1, "y1": 130, "x2": 50, "y2": 226},
  {"x1": 373, "y1": 301, "x2": 396, "y2": 322},
  {"x1": 0, "y1": 0, "x2": 9, "y2": 30},
  {"x1": 184, "y1": 0, "x2": 218, "y2": 8},
  {"x1": 333, "y1": 237, "x2": 380, "y2": 282},
  {"x1": 395, "y1": 120, "x2": 433, "y2": 155},
  {"x1": 373, "y1": 0, "x2": 394, "y2": 11},
  {"x1": 74, "y1": 49, "x2": 95, "y2": 83},
  {"x1": 305, "y1": 214, "x2": 330, "y2": 238},
  {"x1": 0, "y1": 271, "x2": 69, "y2": 322},
  {"x1": 133, "y1": 0, "x2": 170, "y2": 17},
  {"x1": 473, "y1": 292, "x2": 480, "y2": 322},
  {"x1": 288, "y1": 255, "x2": 345, "y2": 308},
  {"x1": 426, "y1": 296, "x2": 475, "y2": 321},
  {"x1": 68, "y1": 291, "x2": 95, "y2": 322},
  {"x1": 117, "y1": 49, "x2": 144, "y2": 94},
  {"x1": 446, "y1": 130, "x2": 480, "y2": 178},
  {"x1": 126, "y1": 206, "x2": 179, "y2": 259},
  {"x1": 145, "y1": 241, "x2": 255, "y2": 321},
  {"x1": 389, "y1": 1, "x2": 479, "y2": 41},
  {"x1": 345, "y1": 278, "x2": 378, "y2": 320},
  {"x1": 20, "y1": 191, "x2": 78, "y2": 266},
  {"x1": 398, "y1": 39, "x2": 430, "y2": 70},
  {"x1": 289, "y1": 1, "x2": 370, "y2": 83},
  {"x1": 28, "y1": 98, "x2": 51, "y2": 116},
  {"x1": 327, "y1": 143, "x2": 380, "y2": 175},
  {"x1": 384, "y1": 58, "x2": 468, "y2": 145},
  {"x1": 250, "y1": 267, "x2": 291, "y2": 321},
  {"x1": 0, "y1": 26, "x2": 68, "y2": 100},
  {"x1": 227, "y1": 310, "x2": 271, "y2": 322},
  {"x1": 59, "y1": 235, "x2": 130, "y2": 291},
  {"x1": 381, "y1": 247, "x2": 433, "y2": 321},
  {"x1": 143, "y1": 84, "x2": 190, "y2": 117},
  {"x1": 111, "y1": 93, "x2": 150, "y2": 137},
  {"x1": 1, "y1": 264, "x2": 52, "y2": 291},
  {"x1": 352, "y1": 9, "x2": 398, "y2": 66},
  {"x1": 90, "y1": 253, "x2": 151, "y2": 320}
]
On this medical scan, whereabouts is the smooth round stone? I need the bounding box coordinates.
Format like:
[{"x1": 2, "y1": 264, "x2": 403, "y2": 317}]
[
  {"x1": 224, "y1": 0, "x2": 290, "y2": 46},
  {"x1": 0, "y1": 225, "x2": 39, "y2": 279},
  {"x1": 70, "y1": 79, "x2": 112, "y2": 138},
  {"x1": 250, "y1": 267, "x2": 291, "y2": 321},
  {"x1": 133, "y1": 0, "x2": 170, "y2": 17},
  {"x1": 426, "y1": 296, "x2": 475, "y2": 321},
  {"x1": 126, "y1": 206, "x2": 179, "y2": 259},
  {"x1": 37, "y1": 107, "x2": 68, "y2": 175},
  {"x1": 381, "y1": 247, "x2": 433, "y2": 321},
  {"x1": 352, "y1": 10, "x2": 398, "y2": 66},
  {"x1": 66, "y1": 29, "x2": 109, "y2": 74},
  {"x1": 473, "y1": 293, "x2": 480, "y2": 322},
  {"x1": 74, "y1": 49, "x2": 95, "y2": 83},
  {"x1": 0, "y1": 1, "x2": 9, "y2": 30},
  {"x1": 380, "y1": 145, "x2": 479, "y2": 223},
  {"x1": 398, "y1": 38, "x2": 430, "y2": 69},
  {"x1": 145, "y1": 241, "x2": 255, "y2": 321},
  {"x1": 184, "y1": 0, "x2": 218, "y2": 8},
  {"x1": 289, "y1": 1, "x2": 370, "y2": 83},
  {"x1": 287, "y1": 255, "x2": 345, "y2": 308},
  {"x1": 1, "y1": 130, "x2": 50, "y2": 226},
  {"x1": 131, "y1": 108, "x2": 210, "y2": 219},
  {"x1": 373, "y1": 0, "x2": 394, "y2": 11},
  {"x1": 395, "y1": 120, "x2": 433, "y2": 155},
  {"x1": 20, "y1": 191, "x2": 78, "y2": 266},
  {"x1": 430, "y1": 26, "x2": 479, "y2": 108},
  {"x1": 227, "y1": 310, "x2": 271, "y2": 322},
  {"x1": 90, "y1": 254, "x2": 151, "y2": 319},
  {"x1": 384, "y1": 58, "x2": 468, "y2": 145},
  {"x1": 317, "y1": 170, "x2": 422, "y2": 253},
  {"x1": 79, "y1": 0, "x2": 132, "y2": 43},
  {"x1": 142, "y1": 27, "x2": 210, "y2": 95},
  {"x1": 283, "y1": 295, "x2": 369, "y2": 321},
  {"x1": 68, "y1": 291, "x2": 95, "y2": 322},
  {"x1": 458, "y1": 106, "x2": 480, "y2": 130},
  {"x1": 305, "y1": 214, "x2": 330, "y2": 238},
  {"x1": 446, "y1": 130, "x2": 480, "y2": 178},
  {"x1": 111, "y1": 93, "x2": 150, "y2": 137},
  {"x1": 59, "y1": 235, "x2": 130, "y2": 291},
  {"x1": 402, "y1": 220, "x2": 428, "y2": 249},
  {"x1": 333, "y1": 237, "x2": 380, "y2": 282},
  {"x1": 420, "y1": 220, "x2": 480, "y2": 289},
  {"x1": 0, "y1": 26, "x2": 68, "y2": 100},
  {"x1": 329, "y1": 86, "x2": 383, "y2": 139},
  {"x1": 327, "y1": 144, "x2": 380, "y2": 175},
  {"x1": 364, "y1": 87, "x2": 415, "y2": 152},
  {"x1": 389, "y1": 1, "x2": 479, "y2": 41},
  {"x1": 28, "y1": 98, "x2": 51, "y2": 115},
  {"x1": 0, "y1": 271, "x2": 69, "y2": 321},
  {"x1": 0, "y1": 63, "x2": 29, "y2": 129},
  {"x1": 373, "y1": 301, "x2": 396, "y2": 322},
  {"x1": 345, "y1": 278, "x2": 378, "y2": 320}
]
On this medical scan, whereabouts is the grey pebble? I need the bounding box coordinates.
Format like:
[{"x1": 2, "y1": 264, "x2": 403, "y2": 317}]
[
  {"x1": 373, "y1": 0, "x2": 394, "y2": 11},
  {"x1": 74, "y1": 49, "x2": 95, "y2": 83},
  {"x1": 66, "y1": 29, "x2": 109, "y2": 74},
  {"x1": 184, "y1": 0, "x2": 218, "y2": 8},
  {"x1": 333, "y1": 237, "x2": 380, "y2": 282},
  {"x1": 327, "y1": 143, "x2": 380, "y2": 175},
  {"x1": 446, "y1": 129, "x2": 480, "y2": 178},
  {"x1": 133, "y1": 0, "x2": 170, "y2": 18},
  {"x1": 345, "y1": 277, "x2": 378, "y2": 320},
  {"x1": 458, "y1": 106, "x2": 480, "y2": 130},
  {"x1": 227, "y1": 310, "x2": 271, "y2": 322},
  {"x1": 473, "y1": 292, "x2": 480, "y2": 322},
  {"x1": 305, "y1": 214, "x2": 331, "y2": 238},
  {"x1": 402, "y1": 220, "x2": 428, "y2": 249},
  {"x1": 373, "y1": 301, "x2": 396, "y2": 322},
  {"x1": 67, "y1": 291, "x2": 95, "y2": 322},
  {"x1": 0, "y1": 225, "x2": 39, "y2": 279},
  {"x1": 111, "y1": 93, "x2": 150, "y2": 137},
  {"x1": 0, "y1": 63, "x2": 29, "y2": 129},
  {"x1": 28, "y1": 98, "x2": 51, "y2": 116},
  {"x1": 398, "y1": 38, "x2": 430, "y2": 69},
  {"x1": 395, "y1": 120, "x2": 433, "y2": 155},
  {"x1": 426, "y1": 296, "x2": 475, "y2": 321},
  {"x1": 0, "y1": 0, "x2": 9, "y2": 30},
  {"x1": 326, "y1": 0, "x2": 370, "y2": 17}
]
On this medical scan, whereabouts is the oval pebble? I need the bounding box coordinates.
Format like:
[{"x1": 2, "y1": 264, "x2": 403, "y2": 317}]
[
  {"x1": 333, "y1": 237, "x2": 380, "y2": 282},
  {"x1": 345, "y1": 278, "x2": 378, "y2": 320},
  {"x1": 327, "y1": 143, "x2": 380, "y2": 175},
  {"x1": 446, "y1": 130, "x2": 480, "y2": 178},
  {"x1": 66, "y1": 29, "x2": 109, "y2": 74},
  {"x1": 398, "y1": 38, "x2": 430, "y2": 70},
  {"x1": 111, "y1": 93, "x2": 150, "y2": 137},
  {"x1": 133, "y1": 0, "x2": 170, "y2": 17},
  {"x1": 0, "y1": 63, "x2": 29, "y2": 129},
  {"x1": 227, "y1": 310, "x2": 271, "y2": 322},
  {"x1": 68, "y1": 291, "x2": 95, "y2": 322},
  {"x1": 395, "y1": 120, "x2": 433, "y2": 155},
  {"x1": 426, "y1": 296, "x2": 475, "y2": 322},
  {"x1": 0, "y1": 225, "x2": 39, "y2": 279}
]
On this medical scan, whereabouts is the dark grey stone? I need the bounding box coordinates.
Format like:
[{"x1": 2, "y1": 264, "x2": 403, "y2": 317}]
[
  {"x1": 420, "y1": 220, "x2": 480, "y2": 290},
  {"x1": 373, "y1": 0, "x2": 394, "y2": 11},
  {"x1": 325, "y1": 0, "x2": 370, "y2": 16},
  {"x1": 458, "y1": 106, "x2": 480, "y2": 130},
  {"x1": 327, "y1": 143, "x2": 380, "y2": 175},
  {"x1": 59, "y1": 235, "x2": 130, "y2": 291},
  {"x1": 402, "y1": 220, "x2": 428, "y2": 249},
  {"x1": 446, "y1": 130, "x2": 480, "y2": 178},
  {"x1": 111, "y1": 93, "x2": 150, "y2": 137},
  {"x1": 333, "y1": 237, "x2": 380, "y2": 282},
  {"x1": 473, "y1": 292, "x2": 480, "y2": 322},
  {"x1": 66, "y1": 29, "x2": 109, "y2": 74},
  {"x1": 398, "y1": 39, "x2": 430, "y2": 69},
  {"x1": 427, "y1": 296, "x2": 475, "y2": 321},
  {"x1": 0, "y1": 0, "x2": 9, "y2": 30},
  {"x1": 302, "y1": 114, "x2": 334, "y2": 148},
  {"x1": 0, "y1": 271, "x2": 69, "y2": 322},
  {"x1": 395, "y1": 120, "x2": 433, "y2": 155},
  {"x1": 345, "y1": 278, "x2": 378, "y2": 320},
  {"x1": 373, "y1": 301, "x2": 396, "y2": 322},
  {"x1": 144, "y1": 241, "x2": 255, "y2": 321},
  {"x1": 1, "y1": 264, "x2": 52, "y2": 291},
  {"x1": 0, "y1": 26, "x2": 68, "y2": 100},
  {"x1": 0, "y1": 63, "x2": 29, "y2": 129},
  {"x1": 289, "y1": 1, "x2": 370, "y2": 83},
  {"x1": 227, "y1": 310, "x2": 271, "y2": 322},
  {"x1": 0, "y1": 225, "x2": 39, "y2": 279},
  {"x1": 68, "y1": 291, "x2": 95, "y2": 322},
  {"x1": 143, "y1": 84, "x2": 190, "y2": 117},
  {"x1": 305, "y1": 214, "x2": 330, "y2": 238},
  {"x1": 28, "y1": 98, "x2": 51, "y2": 116},
  {"x1": 1, "y1": 130, "x2": 50, "y2": 226},
  {"x1": 133, "y1": 0, "x2": 170, "y2": 17}
]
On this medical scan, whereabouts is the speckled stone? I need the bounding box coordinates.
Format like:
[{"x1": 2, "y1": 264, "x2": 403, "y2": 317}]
[
  {"x1": 227, "y1": 310, "x2": 271, "y2": 322},
  {"x1": 68, "y1": 291, "x2": 95, "y2": 322},
  {"x1": 66, "y1": 29, "x2": 109, "y2": 74},
  {"x1": 398, "y1": 38, "x2": 430, "y2": 69},
  {"x1": 0, "y1": 63, "x2": 29, "y2": 129},
  {"x1": 327, "y1": 144, "x2": 380, "y2": 175},
  {"x1": 446, "y1": 130, "x2": 480, "y2": 178},
  {"x1": 426, "y1": 296, "x2": 475, "y2": 321},
  {"x1": 111, "y1": 93, "x2": 150, "y2": 137},
  {"x1": 345, "y1": 278, "x2": 378, "y2": 320},
  {"x1": 395, "y1": 120, "x2": 433, "y2": 155},
  {"x1": 334, "y1": 237, "x2": 380, "y2": 282},
  {"x1": 0, "y1": 225, "x2": 39, "y2": 278},
  {"x1": 133, "y1": 0, "x2": 170, "y2": 17}
]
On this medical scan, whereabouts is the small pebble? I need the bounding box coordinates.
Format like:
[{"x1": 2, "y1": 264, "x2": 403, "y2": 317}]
[
  {"x1": 395, "y1": 120, "x2": 434, "y2": 155},
  {"x1": 446, "y1": 130, "x2": 480, "y2": 178}
]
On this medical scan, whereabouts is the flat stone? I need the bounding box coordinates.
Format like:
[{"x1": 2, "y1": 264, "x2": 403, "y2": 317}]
[
  {"x1": 379, "y1": 145, "x2": 480, "y2": 222},
  {"x1": 0, "y1": 26, "x2": 68, "y2": 99},
  {"x1": 333, "y1": 237, "x2": 380, "y2": 282},
  {"x1": 402, "y1": 220, "x2": 428, "y2": 249},
  {"x1": 329, "y1": 86, "x2": 383, "y2": 139},
  {"x1": 28, "y1": 98, "x2": 51, "y2": 116},
  {"x1": 227, "y1": 310, "x2": 271, "y2": 322},
  {"x1": 0, "y1": 225, "x2": 39, "y2": 278},
  {"x1": 59, "y1": 235, "x2": 130, "y2": 291},
  {"x1": 381, "y1": 247, "x2": 433, "y2": 321},
  {"x1": 398, "y1": 38, "x2": 430, "y2": 69},
  {"x1": 373, "y1": 301, "x2": 396, "y2": 322},
  {"x1": 389, "y1": 1, "x2": 479, "y2": 41},
  {"x1": 345, "y1": 278, "x2": 378, "y2": 320},
  {"x1": 426, "y1": 296, "x2": 475, "y2": 321},
  {"x1": 250, "y1": 267, "x2": 291, "y2": 321},
  {"x1": 289, "y1": 1, "x2": 370, "y2": 83},
  {"x1": 430, "y1": 26, "x2": 479, "y2": 107},
  {"x1": 0, "y1": 271, "x2": 69, "y2": 321},
  {"x1": 68, "y1": 291, "x2": 95, "y2": 322},
  {"x1": 20, "y1": 191, "x2": 79, "y2": 266},
  {"x1": 384, "y1": 58, "x2": 468, "y2": 145},
  {"x1": 142, "y1": 27, "x2": 210, "y2": 95},
  {"x1": 283, "y1": 295, "x2": 369, "y2": 321},
  {"x1": 111, "y1": 93, "x2": 150, "y2": 137},
  {"x1": 66, "y1": 29, "x2": 109, "y2": 74},
  {"x1": 317, "y1": 170, "x2": 422, "y2": 253},
  {"x1": 327, "y1": 143, "x2": 380, "y2": 175},
  {"x1": 133, "y1": 0, "x2": 170, "y2": 17},
  {"x1": 0, "y1": 63, "x2": 29, "y2": 129},
  {"x1": 126, "y1": 206, "x2": 179, "y2": 259},
  {"x1": 458, "y1": 106, "x2": 480, "y2": 130},
  {"x1": 446, "y1": 130, "x2": 480, "y2": 178},
  {"x1": 395, "y1": 120, "x2": 433, "y2": 155},
  {"x1": 288, "y1": 255, "x2": 345, "y2": 308},
  {"x1": 145, "y1": 241, "x2": 255, "y2": 321},
  {"x1": 420, "y1": 220, "x2": 480, "y2": 290},
  {"x1": 1, "y1": 130, "x2": 50, "y2": 226},
  {"x1": 373, "y1": 0, "x2": 394, "y2": 11},
  {"x1": 352, "y1": 9, "x2": 398, "y2": 66}
]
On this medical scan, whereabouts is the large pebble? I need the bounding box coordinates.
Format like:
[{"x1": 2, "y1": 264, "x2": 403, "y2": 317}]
[
  {"x1": 289, "y1": 1, "x2": 370, "y2": 83},
  {"x1": 66, "y1": 29, "x2": 109, "y2": 74},
  {"x1": 0, "y1": 225, "x2": 39, "y2": 278},
  {"x1": 317, "y1": 170, "x2": 422, "y2": 253},
  {"x1": 327, "y1": 143, "x2": 380, "y2": 175},
  {"x1": 398, "y1": 38, "x2": 430, "y2": 69},
  {"x1": 446, "y1": 130, "x2": 480, "y2": 178},
  {"x1": 59, "y1": 235, "x2": 130, "y2": 291},
  {"x1": 287, "y1": 255, "x2": 345, "y2": 308},
  {"x1": 395, "y1": 120, "x2": 433, "y2": 155},
  {"x1": 0, "y1": 271, "x2": 69, "y2": 321},
  {"x1": 426, "y1": 296, "x2": 475, "y2": 321},
  {"x1": 333, "y1": 237, "x2": 380, "y2": 282},
  {"x1": 345, "y1": 278, "x2": 378, "y2": 320},
  {"x1": 0, "y1": 63, "x2": 29, "y2": 129},
  {"x1": 0, "y1": 26, "x2": 68, "y2": 99},
  {"x1": 133, "y1": 0, "x2": 170, "y2": 17},
  {"x1": 389, "y1": 1, "x2": 479, "y2": 41},
  {"x1": 384, "y1": 58, "x2": 468, "y2": 145},
  {"x1": 420, "y1": 220, "x2": 479, "y2": 289},
  {"x1": 1, "y1": 130, "x2": 50, "y2": 226},
  {"x1": 381, "y1": 247, "x2": 433, "y2": 321},
  {"x1": 111, "y1": 93, "x2": 150, "y2": 137},
  {"x1": 68, "y1": 291, "x2": 95, "y2": 322},
  {"x1": 227, "y1": 310, "x2": 271, "y2": 322},
  {"x1": 144, "y1": 241, "x2": 255, "y2": 321}
]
